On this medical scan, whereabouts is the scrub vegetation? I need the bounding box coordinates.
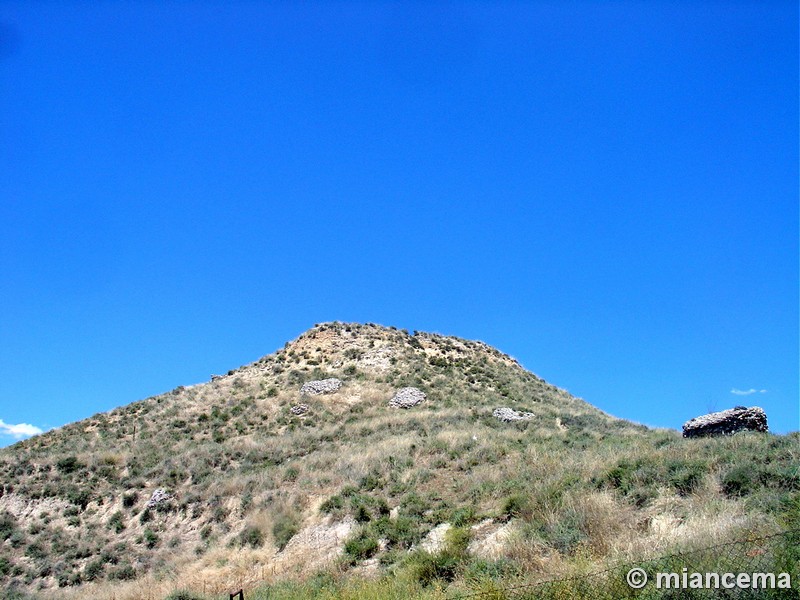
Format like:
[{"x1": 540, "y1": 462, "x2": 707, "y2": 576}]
[{"x1": 0, "y1": 323, "x2": 797, "y2": 599}]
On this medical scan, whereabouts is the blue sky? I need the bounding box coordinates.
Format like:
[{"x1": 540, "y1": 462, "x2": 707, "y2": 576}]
[{"x1": 0, "y1": 1, "x2": 797, "y2": 446}]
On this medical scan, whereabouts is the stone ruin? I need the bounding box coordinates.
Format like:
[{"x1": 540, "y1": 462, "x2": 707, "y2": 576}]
[
  {"x1": 493, "y1": 407, "x2": 534, "y2": 422},
  {"x1": 388, "y1": 387, "x2": 426, "y2": 409},
  {"x1": 682, "y1": 406, "x2": 768, "y2": 438},
  {"x1": 290, "y1": 403, "x2": 309, "y2": 416},
  {"x1": 299, "y1": 378, "x2": 342, "y2": 395}
]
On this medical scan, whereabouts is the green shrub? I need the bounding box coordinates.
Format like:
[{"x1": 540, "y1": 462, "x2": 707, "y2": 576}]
[
  {"x1": 0, "y1": 512, "x2": 17, "y2": 541},
  {"x1": 358, "y1": 472, "x2": 383, "y2": 492},
  {"x1": 143, "y1": 529, "x2": 159, "y2": 549},
  {"x1": 666, "y1": 459, "x2": 708, "y2": 496},
  {"x1": 501, "y1": 493, "x2": 530, "y2": 520},
  {"x1": 542, "y1": 507, "x2": 586, "y2": 555},
  {"x1": 108, "y1": 563, "x2": 136, "y2": 581},
  {"x1": 598, "y1": 457, "x2": 661, "y2": 504},
  {"x1": 371, "y1": 515, "x2": 420, "y2": 550},
  {"x1": 341, "y1": 492, "x2": 389, "y2": 523},
  {"x1": 343, "y1": 528, "x2": 379, "y2": 563},
  {"x1": 405, "y1": 549, "x2": 458, "y2": 586},
  {"x1": 400, "y1": 492, "x2": 428, "y2": 519},
  {"x1": 722, "y1": 465, "x2": 756, "y2": 497},
  {"x1": 56, "y1": 456, "x2": 83, "y2": 474},
  {"x1": 84, "y1": 559, "x2": 104, "y2": 581},
  {"x1": 66, "y1": 487, "x2": 92, "y2": 509},
  {"x1": 462, "y1": 557, "x2": 521, "y2": 582},
  {"x1": 239, "y1": 525, "x2": 264, "y2": 548},
  {"x1": 165, "y1": 591, "x2": 206, "y2": 600},
  {"x1": 272, "y1": 514, "x2": 299, "y2": 551},
  {"x1": 122, "y1": 491, "x2": 138, "y2": 508},
  {"x1": 0, "y1": 556, "x2": 11, "y2": 577},
  {"x1": 403, "y1": 526, "x2": 470, "y2": 586},
  {"x1": 444, "y1": 526, "x2": 470, "y2": 556},
  {"x1": 9, "y1": 530, "x2": 25, "y2": 548},
  {"x1": 199, "y1": 524, "x2": 213, "y2": 541},
  {"x1": 354, "y1": 504, "x2": 371, "y2": 523},
  {"x1": 25, "y1": 541, "x2": 47, "y2": 559},
  {"x1": 319, "y1": 494, "x2": 344, "y2": 514},
  {"x1": 108, "y1": 511, "x2": 125, "y2": 533}
]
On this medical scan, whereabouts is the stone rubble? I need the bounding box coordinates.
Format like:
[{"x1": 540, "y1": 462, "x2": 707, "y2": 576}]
[
  {"x1": 146, "y1": 488, "x2": 172, "y2": 509},
  {"x1": 388, "y1": 387, "x2": 426, "y2": 409},
  {"x1": 290, "y1": 403, "x2": 309, "y2": 416},
  {"x1": 300, "y1": 378, "x2": 342, "y2": 395},
  {"x1": 493, "y1": 407, "x2": 534, "y2": 422}
]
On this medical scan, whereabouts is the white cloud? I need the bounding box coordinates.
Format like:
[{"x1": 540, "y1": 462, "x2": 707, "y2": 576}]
[
  {"x1": 0, "y1": 419, "x2": 44, "y2": 439},
  {"x1": 730, "y1": 388, "x2": 767, "y2": 396}
]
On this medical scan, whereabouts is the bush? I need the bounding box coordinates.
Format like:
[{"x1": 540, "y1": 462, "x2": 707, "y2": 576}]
[
  {"x1": 143, "y1": 529, "x2": 159, "y2": 549},
  {"x1": 405, "y1": 549, "x2": 459, "y2": 586},
  {"x1": 66, "y1": 487, "x2": 92, "y2": 509},
  {"x1": 272, "y1": 514, "x2": 299, "y2": 551},
  {"x1": 84, "y1": 559, "x2": 104, "y2": 581},
  {"x1": 319, "y1": 494, "x2": 344, "y2": 514},
  {"x1": 542, "y1": 507, "x2": 586, "y2": 555},
  {"x1": 0, "y1": 556, "x2": 12, "y2": 577},
  {"x1": 108, "y1": 511, "x2": 125, "y2": 533},
  {"x1": 501, "y1": 493, "x2": 530, "y2": 520},
  {"x1": 358, "y1": 472, "x2": 382, "y2": 491},
  {"x1": 56, "y1": 456, "x2": 83, "y2": 474},
  {"x1": 666, "y1": 459, "x2": 708, "y2": 496},
  {"x1": 404, "y1": 526, "x2": 470, "y2": 586},
  {"x1": 372, "y1": 515, "x2": 419, "y2": 550},
  {"x1": 0, "y1": 512, "x2": 17, "y2": 541},
  {"x1": 450, "y1": 506, "x2": 476, "y2": 527},
  {"x1": 343, "y1": 528, "x2": 379, "y2": 563},
  {"x1": 239, "y1": 525, "x2": 264, "y2": 548},
  {"x1": 25, "y1": 541, "x2": 47, "y2": 560},
  {"x1": 122, "y1": 491, "x2": 138, "y2": 508},
  {"x1": 165, "y1": 590, "x2": 206, "y2": 600},
  {"x1": 108, "y1": 563, "x2": 136, "y2": 581},
  {"x1": 722, "y1": 465, "x2": 756, "y2": 498}
]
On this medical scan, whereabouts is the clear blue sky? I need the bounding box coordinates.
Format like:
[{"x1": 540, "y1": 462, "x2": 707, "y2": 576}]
[{"x1": 1, "y1": 1, "x2": 797, "y2": 446}]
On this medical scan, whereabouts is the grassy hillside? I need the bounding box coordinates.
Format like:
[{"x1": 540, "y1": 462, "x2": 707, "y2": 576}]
[{"x1": 1, "y1": 323, "x2": 797, "y2": 599}]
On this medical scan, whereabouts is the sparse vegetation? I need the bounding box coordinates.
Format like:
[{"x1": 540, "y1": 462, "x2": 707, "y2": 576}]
[{"x1": 0, "y1": 322, "x2": 796, "y2": 599}]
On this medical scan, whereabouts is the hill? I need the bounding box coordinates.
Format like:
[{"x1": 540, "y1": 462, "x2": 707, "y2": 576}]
[{"x1": 0, "y1": 322, "x2": 797, "y2": 599}]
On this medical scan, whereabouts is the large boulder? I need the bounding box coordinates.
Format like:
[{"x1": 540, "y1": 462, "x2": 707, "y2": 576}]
[
  {"x1": 300, "y1": 378, "x2": 342, "y2": 395},
  {"x1": 682, "y1": 406, "x2": 768, "y2": 438}
]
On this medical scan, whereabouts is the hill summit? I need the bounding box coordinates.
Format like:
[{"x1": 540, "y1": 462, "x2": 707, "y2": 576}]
[{"x1": 1, "y1": 323, "x2": 796, "y2": 599}]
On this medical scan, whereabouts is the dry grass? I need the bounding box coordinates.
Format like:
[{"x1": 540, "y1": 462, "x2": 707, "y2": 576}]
[{"x1": 1, "y1": 322, "x2": 796, "y2": 599}]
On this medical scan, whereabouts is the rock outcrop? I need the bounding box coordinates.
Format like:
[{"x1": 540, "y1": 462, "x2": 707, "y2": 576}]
[
  {"x1": 493, "y1": 407, "x2": 534, "y2": 422},
  {"x1": 300, "y1": 378, "x2": 342, "y2": 395},
  {"x1": 290, "y1": 403, "x2": 309, "y2": 416},
  {"x1": 388, "y1": 387, "x2": 426, "y2": 409},
  {"x1": 682, "y1": 406, "x2": 768, "y2": 438},
  {"x1": 146, "y1": 488, "x2": 172, "y2": 509}
]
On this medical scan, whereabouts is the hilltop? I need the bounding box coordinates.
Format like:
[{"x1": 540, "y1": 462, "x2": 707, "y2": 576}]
[{"x1": 0, "y1": 323, "x2": 797, "y2": 599}]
